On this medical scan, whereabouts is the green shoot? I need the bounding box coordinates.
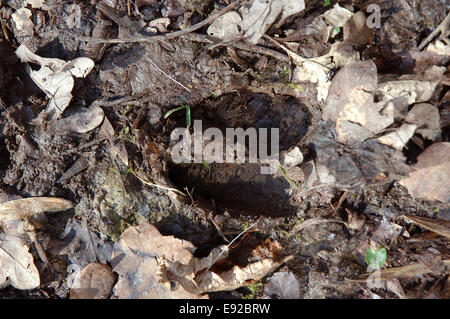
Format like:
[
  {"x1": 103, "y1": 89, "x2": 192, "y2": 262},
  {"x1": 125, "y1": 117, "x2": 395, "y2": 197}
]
[
  {"x1": 323, "y1": 0, "x2": 331, "y2": 7},
  {"x1": 278, "y1": 165, "x2": 299, "y2": 190},
  {"x1": 163, "y1": 105, "x2": 191, "y2": 127},
  {"x1": 365, "y1": 246, "x2": 387, "y2": 270}
]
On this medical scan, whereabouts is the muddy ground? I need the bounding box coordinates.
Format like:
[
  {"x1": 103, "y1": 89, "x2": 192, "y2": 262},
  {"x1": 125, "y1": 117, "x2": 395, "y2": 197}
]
[{"x1": 0, "y1": 0, "x2": 449, "y2": 298}]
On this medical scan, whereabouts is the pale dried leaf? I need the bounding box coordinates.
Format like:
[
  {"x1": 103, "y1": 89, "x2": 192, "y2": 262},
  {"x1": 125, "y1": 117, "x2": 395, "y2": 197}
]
[
  {"x1": 322, "y1": 3, "x2": 353, "y2": 28},
  {"x1": 0, "y1": 233, "x2": 40, "y2": 290},
  {"x1": 112, "y1": 222, "x2": 290, "y2": 298},
  {"x1": 324, "y1": 61, "x2": 394, "y2": 142},
  {"x1": 70, "y1": 263, "x2": 116, "y2": 299},
  {"x1": 280, "y1": 147, "x2": 303, "y2": 168},
  {"x1": 209, "y1": 0, "x2": 305, "y2": 43},
  {"x1": 52, "y1": 106, "x2": 105, "y2": 134},
  {"x1": 400, "y1": 142, "x2": 450, "y2": 203},
  {"x1": 11, "y1": 8, "x2": 34, "y2": 37},
  {"x1": 401, "y1": 215, "x2": 450, "y2": 239},
  {"x1": 292, "y1": 42, "x2": 359, "y2": 102},
  {"x1": 25, "y1": 0, "x2": 44, "y2": 8},
  {"x1": 0, "y1": 197, "x2": 72, "y2": 220},
  {"x1": 207, "y1": 11, "x2": 242, "y2": 39},
  {"x1": 15, "y1": 45, "x2": 95, "y2": 119},
  {"x1": 377, "y1": 124, "x2": 417, "y2": 151},
  {"x1": 404, "y1": 103, "x2": 441, "y2": 141},
  {"x1": 263, "y1": 271, "x2": 300, "y2": 299},
  {"x1": 349, "y1": 260, "x2": 450, "y2": 282}
]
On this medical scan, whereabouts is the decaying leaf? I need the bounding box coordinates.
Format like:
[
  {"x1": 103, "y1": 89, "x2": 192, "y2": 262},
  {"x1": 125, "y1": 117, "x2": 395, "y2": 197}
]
[
  {"x1": 51, "y1": 106, "x2": 105, "y2": 134},
  {"x1": 263, "y1": 271, "x2": 300, "y2": 299},
  {"x1": 377, "y1": 65, "x2": 444, "y2": 106},
  {"x1": 404, "y1": 103, "x2": 441, "y2": 141},
  {"x1": 0, "y1": 232, "x2": 40, "y2": 290},
  {"x1": 343, "y1": 11, "x2": 374, "y2": 46},
  {"x1": 322, "y1": 3, "x2": 353, "y2": 28},
  {"x1": 348, "y1": 260, "x2": 450, "y2": 282},
  {"x1": 111, "y1": 222, "x2": 291, "y2": 298},
  {"x1": 280, "y1": 146, "x2": 303, "y2": 168},
  {"x1": 48, "y1": 218, "x2": 113, "y2": 270},
  {"x1": 292, "y1": 42, "x2": 359, "y2": 102},
  {"x1": 401, "y1": 215, "x2": 450, "y2": 239},
  {"x1": 0, "y1": 197, "x2": 73, "y2": 220},
  {"x1": 306, "y1": 121, "x2": 410, "y2": 188},
  {"x1": 11, "y1": 8, "x2": 34, "y2": 38},
  {"x1": 70, "y1": 263, "x2": 116, "y2": 299},
  {"x1": 400, "y1": 142, "x2": 450, "y2": 203},
  {"x1": 324, "y1": 60, "x2": 394, "y2": 143},
  {"x1": 207, "y1": 11, "x2": 242, "y2": 40},
  {"x1": 207, "y1": 0, "x2": 305, "y2": 44},
  {"x1": 377, "y1": 124, "x2": 417, "y2": 151},
  {"x1": 15, "y1": 45, "x2": 95, "y2": 119}
]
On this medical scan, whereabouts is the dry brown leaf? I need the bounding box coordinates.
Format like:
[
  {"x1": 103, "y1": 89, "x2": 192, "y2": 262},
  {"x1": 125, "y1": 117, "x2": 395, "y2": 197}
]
[
  {"x1": 404, "y1": 103, "x2": 441, "y2": 141},
  {"x1": 70, "y1": 263, "x2": 116, "y2": 299},
  {"x1": 0, "y1": 232, "x2": 40, "y2": 290},
  {"x1": 207, "y1": 0, "x2": 305, "y2": 44},
  {"x1": 0, "y1": 197, "x2": 73, "y2": 220},
  {"x1": 401, "y1": 215, "x2": 450, "y2": 239},
  {"x1": 377, "y1": 124, "x2": 417, "y2": 151},
  {"x1": 112, "y1": 222, "x2": 291, "y2": 298},
  {"x1": 324, "y1": 61, "x2": 394, "y2": 143},
  {"x1": 15, "y1": 45, "x2": 94, "y2": 119},
  {"x1": 348, "y1": 260, "x2": 450, "y2": 282},
  {"x1": 51, "y1": 106, "x2": 105, "y2": 134},
  {"x1": 400, "y1": 142, "x2": 450, "y2": 203}
]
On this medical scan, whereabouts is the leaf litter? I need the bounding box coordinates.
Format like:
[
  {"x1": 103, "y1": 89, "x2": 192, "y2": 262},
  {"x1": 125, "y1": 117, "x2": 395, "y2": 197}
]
[{"x1": 0, "y1": 0, "x2": 449, "y2": 299}]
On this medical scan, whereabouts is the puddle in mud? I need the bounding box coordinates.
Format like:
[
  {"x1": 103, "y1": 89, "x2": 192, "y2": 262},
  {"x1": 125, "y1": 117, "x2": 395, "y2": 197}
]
[{"x1": 166, "y1": 92, "x2": 310, "y2": 217}]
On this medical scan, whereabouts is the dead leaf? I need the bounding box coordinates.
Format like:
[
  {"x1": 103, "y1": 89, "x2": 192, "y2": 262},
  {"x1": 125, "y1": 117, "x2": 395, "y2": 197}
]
[
  {"x1": 0, "y1": 232, "x2": 40, "y2": 290},
  {"x1": 348, "y1": 260, "x2": 450, "y2": 282},
  {"x1": 51, "y1": 106, "x2": 105, "y2": 134},
  {"x1": 377, "y1": 124, "x2": 417, "y2": 151},
  {"x1": 346, "y1": 208, "x2": 365, "y2": 231},
  {"x1": 400, "y1": 142, "x2": 450, "y2": 203},
  {"x1": 322, "y1": 3, "x2": 353, "y2": 28},
  {"x1": 0, "y1": 197, "x2": 73, "y2": 220},
  {"x1": 207, "y1": 0, "x2": 305, "y2": 44},
  {"x1": 48, "y1": 218, "x2": 113, "y2": 269},
  {"x1": 70, "y1": 263, "x2": 116, "y2": 299},
  {"x1": 11, "y1": 8, "x2": 34, "y2": 38},
  {"x1": 99, "y1": 116, "x2": 128, "y2": 166},
  {"x1": 280, "y1": 146, "x2": 303, "y2": 168},
  {"x1": 401, "y1": 215, "x2": 450, "y2": 239},
  {"x1": 263, "y1": 271, "x2": 300, "y2": 299},
  {"x1": 291, "y1": 42, "x2": 359, "y2": 102},
  {"x1": 404, "y1": 103, "x2": 441, "y2": 141},
  {"x1": 207, "y1": 11, "x2": 242, "y2": 40},
  {"x1": 111, "y1": 222, "x2": 291, "y2": 298},
  {"x1": 324, "y1": 60, "x2": 394, "y2": 143},
  {"x1": 343, "y1": 11, "x2": 374, "y2": 46},
  {"x1": 15, "y1": 45, "x2": 95, "y2": 119}
]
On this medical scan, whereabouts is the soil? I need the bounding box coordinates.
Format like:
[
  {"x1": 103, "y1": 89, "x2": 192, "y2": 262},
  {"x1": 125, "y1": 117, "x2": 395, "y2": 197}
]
[{"x1": 0, "y1": 0, "x2": 449, "y2": 299}]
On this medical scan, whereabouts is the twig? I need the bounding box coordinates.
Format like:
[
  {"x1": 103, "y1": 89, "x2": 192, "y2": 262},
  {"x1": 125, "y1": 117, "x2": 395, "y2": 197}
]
[
  {"x1": 140, "y1": 53, "x2": 191, "y2": 92},
  {"x1": 130, "y1": 169, "x2": 186, "y2": 196},
  {"x1": 79, "y1": 0, "x2": 242, "y2": 44},
  {"x1": 418, "y1": 12, "x2": 450, "y2": 50},
  {"x1": 201, "y1": 217, "x2": 261, "y2": 278},
  {"x1": 263, "y1": 34, "x2": 332, "y2": 70}
]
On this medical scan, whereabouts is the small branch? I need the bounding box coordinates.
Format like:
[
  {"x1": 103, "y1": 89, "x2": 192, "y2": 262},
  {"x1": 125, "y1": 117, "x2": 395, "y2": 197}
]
[{"x1": 79, "y1": 0, "x2": 242, "y2": 44}]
